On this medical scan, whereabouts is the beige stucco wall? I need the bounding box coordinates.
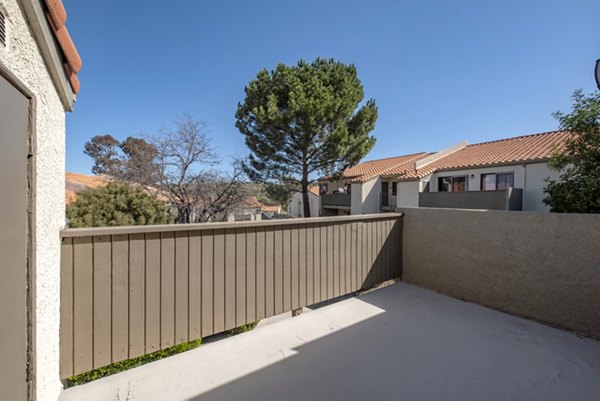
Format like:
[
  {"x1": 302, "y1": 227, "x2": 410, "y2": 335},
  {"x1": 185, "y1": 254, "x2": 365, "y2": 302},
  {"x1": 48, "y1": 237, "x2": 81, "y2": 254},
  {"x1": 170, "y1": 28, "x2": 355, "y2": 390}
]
[
  {"x1": 396, "y1": 181, "x2": 419, "y2": 208},
  {"x1": 400, "y1": 207, "x2": 600, "y2": 338},
  {"x1": 350, "y1": 183, "x2": 362, "y2": 215},
  {"x1": 0, "y1": 1, "x2": 66, "y2": 400},
  {"x1": 360, "y1": 177, "x2": 380, "y2": 214}
]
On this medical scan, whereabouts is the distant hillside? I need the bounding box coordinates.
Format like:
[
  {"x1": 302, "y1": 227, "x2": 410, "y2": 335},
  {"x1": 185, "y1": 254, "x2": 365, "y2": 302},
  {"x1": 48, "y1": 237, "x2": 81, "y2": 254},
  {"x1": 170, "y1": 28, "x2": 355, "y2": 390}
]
[{"x1": 65, "y1": 172, "x2": 112, "y2": 205}]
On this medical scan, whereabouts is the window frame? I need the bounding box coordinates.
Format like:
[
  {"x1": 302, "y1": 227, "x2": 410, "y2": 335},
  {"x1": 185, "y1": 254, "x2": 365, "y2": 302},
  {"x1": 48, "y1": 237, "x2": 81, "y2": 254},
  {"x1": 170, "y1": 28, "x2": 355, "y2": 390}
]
[
  {"x1": 438, "y1": 175, "x2": 468, "y2": 192},
  {"x1": 480, "y1": 172, "x2": 514, "y2": 191}
]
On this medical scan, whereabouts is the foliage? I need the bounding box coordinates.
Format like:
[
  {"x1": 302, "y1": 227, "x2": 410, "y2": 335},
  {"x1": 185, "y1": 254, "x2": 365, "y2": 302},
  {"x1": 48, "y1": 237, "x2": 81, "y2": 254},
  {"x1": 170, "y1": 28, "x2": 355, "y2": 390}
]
[
  {"x1": 543, "y1": 90, "x2": 600, "y2": 213},
  {"x1": 236, "y1": 58, "x2": 377, "y2": 217},
  {"x1": 228, "y1": 321, "x2": 259, "y2": 336},
  {"x1": 66, "y1": 182, "x2": 171, "y2": 228},
  {"x1": 65, "y1": 339, "x2": 202, "y2": 387},
  {"x1": 84, "y1": 114, "x2": 247, "y2": 223}
]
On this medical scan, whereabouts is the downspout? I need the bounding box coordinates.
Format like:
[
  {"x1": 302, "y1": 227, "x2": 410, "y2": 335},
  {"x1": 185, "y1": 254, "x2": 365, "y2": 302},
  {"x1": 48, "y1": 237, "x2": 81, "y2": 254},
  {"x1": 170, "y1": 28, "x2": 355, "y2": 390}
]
[{"x1": 522, "y1": 163, "x2": 527, "y2": 211}]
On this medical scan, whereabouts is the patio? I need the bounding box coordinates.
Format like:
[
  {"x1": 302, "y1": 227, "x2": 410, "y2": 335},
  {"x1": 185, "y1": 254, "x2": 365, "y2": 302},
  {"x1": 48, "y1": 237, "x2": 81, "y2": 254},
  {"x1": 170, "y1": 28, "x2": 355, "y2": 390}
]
[{"x1": 59, "y1": 282, "x2": 600, "y2": 401}]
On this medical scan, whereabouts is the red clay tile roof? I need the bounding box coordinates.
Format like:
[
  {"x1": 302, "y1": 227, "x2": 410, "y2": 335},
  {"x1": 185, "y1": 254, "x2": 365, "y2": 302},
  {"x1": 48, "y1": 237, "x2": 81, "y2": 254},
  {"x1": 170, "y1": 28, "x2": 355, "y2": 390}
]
[
  {"x1": 340, "y1": 152, "x2": 429, "y2": 183},
  {"x1": 333, "y1": 131, "x2": 570, "y2": 183},
  {"x1": 308, "y1": 186, "x2": 320, "y2": 196},
  {"x1": 399, "y1": 130, "x2": 571, "y2": 180},
  {"x1": 44, "y1": 0, "x2": 82, "y2": 94}
]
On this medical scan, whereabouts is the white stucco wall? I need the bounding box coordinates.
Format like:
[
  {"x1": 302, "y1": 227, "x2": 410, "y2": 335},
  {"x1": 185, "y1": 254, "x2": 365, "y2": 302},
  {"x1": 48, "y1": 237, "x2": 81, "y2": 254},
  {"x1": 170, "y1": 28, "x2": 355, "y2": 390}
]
[
  {"x1": 523, "y1": 163, "x2": 561, "y2": 212},
  {"x1": 396, "y1": 181, "x2": 420, "y2": 208},
  {"x1": 350, "y1": 183, "x2": 362, "y2": 215},
  {"x1": 360, "y1": 177, "x2": 381, "y2": 214},
  {"x1": 289, "y1": 192, "x2": 319, "y2": 217},
  {"x1": 0, "y1": 1, "x2": 66, "y2": 400}
]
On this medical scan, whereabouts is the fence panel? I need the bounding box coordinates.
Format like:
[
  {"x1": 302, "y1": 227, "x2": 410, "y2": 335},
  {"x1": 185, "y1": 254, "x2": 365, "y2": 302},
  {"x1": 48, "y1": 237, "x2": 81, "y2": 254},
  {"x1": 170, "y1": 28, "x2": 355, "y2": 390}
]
[{"x1": 60, "y1": 214, "x2": 402, "y2": 379}]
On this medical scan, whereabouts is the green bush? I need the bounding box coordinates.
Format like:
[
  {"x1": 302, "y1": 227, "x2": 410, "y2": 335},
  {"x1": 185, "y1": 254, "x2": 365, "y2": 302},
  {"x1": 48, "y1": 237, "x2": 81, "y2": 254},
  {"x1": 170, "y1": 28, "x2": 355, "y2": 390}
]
[
  {"x1": 65, "y1": 338, "x2": 202, "y2": 387},
  {"x1": 67, "y1": 182, "x2": 172, "y2": 227}
]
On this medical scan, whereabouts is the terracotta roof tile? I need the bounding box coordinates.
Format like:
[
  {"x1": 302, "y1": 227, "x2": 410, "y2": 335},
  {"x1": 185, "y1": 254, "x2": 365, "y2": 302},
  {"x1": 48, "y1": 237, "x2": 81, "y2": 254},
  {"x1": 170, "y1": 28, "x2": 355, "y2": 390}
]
[
  {"x1": 400, "y1": 130, "x2": 571, "y2": 180},
  {"x1": 333, "y1": 131, "x2": 570, "y2": 184},
  {"x1": 43, "y1": 0, "x2": 82, "y2": 93},
  {"x1": 340, "y1": 153, "x2": 429, "y2": 183}
]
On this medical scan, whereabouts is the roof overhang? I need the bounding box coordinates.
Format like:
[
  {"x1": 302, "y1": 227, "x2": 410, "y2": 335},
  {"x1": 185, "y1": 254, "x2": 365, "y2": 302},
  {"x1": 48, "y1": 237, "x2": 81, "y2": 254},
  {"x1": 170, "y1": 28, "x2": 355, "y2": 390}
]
[{"x1": 19, "y1": 0, "x2": 76, "y2": 111}]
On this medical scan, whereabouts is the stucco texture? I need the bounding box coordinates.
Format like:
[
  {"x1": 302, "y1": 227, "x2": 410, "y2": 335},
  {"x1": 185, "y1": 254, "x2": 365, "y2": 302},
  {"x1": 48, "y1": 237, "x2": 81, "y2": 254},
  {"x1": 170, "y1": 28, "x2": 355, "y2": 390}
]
[
  {"x1": 0, "y1": 1, "x2": 66, "y2": 400},
  {"x1": 400, "y1": 207, "x2": 600, "y2": 338}
]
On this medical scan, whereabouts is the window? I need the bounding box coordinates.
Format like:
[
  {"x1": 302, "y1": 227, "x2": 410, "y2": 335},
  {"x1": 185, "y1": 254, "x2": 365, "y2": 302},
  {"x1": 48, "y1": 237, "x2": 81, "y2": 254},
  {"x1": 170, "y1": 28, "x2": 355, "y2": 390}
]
[
  {"x1": 480, "y1": 173, "x2": 514, "y2": 190},
  {"x1": 319, "y1": 183, "x2": 328, "y2": 195},
  {"x1": 0, "y1": 10, "x2": 6, "y2": 48},
  {"x1": 392, "y1": 182, "x2": 397, "y2": 196},
  {"x1": 345, "y1": 183, "x2": 352, "y2": 194},
  {"x1": 438, "y1": 176, "x2": 468, "y2": 192},
  {"x1": 381, "y1": 181, "x2": 389, "y2": 194}
]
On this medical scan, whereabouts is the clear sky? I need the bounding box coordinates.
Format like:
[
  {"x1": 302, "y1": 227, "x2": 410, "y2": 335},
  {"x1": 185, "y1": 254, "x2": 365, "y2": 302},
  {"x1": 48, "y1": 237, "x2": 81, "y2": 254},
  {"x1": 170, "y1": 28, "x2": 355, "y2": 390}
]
[{"x1": 63, "y1": 0, "x2": 600, "y2": 175}]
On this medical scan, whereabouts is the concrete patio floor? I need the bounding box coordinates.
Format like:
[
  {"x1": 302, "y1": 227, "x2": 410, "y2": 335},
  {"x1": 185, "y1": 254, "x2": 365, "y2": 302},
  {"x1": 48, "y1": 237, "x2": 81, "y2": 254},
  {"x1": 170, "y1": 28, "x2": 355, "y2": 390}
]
[{"x1": 59, "y1": 282, "x2": 600, "y2": 401}]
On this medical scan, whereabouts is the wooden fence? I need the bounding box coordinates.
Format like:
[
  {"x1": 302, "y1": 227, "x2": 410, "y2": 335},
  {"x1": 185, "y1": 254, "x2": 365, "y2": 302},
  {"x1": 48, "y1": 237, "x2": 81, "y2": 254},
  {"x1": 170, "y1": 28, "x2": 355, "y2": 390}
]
[{"x1": 60, "y1": 214, "x2": 403, "y2": 379}]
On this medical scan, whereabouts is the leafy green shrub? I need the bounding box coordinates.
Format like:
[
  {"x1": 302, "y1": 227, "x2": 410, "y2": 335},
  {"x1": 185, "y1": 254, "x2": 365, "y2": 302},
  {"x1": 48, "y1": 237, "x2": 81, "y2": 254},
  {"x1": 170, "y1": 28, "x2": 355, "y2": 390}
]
[
  {"x1": 65, "y1": 338, "x2": 202, "y2": 387},
  {"x1": 66, "y1": 182, "x2": 172, "y2": 227}
]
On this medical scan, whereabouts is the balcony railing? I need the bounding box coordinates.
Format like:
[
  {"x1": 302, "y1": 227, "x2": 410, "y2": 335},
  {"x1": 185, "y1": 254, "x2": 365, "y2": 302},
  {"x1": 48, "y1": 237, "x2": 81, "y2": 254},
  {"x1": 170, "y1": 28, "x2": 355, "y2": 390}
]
[
  {"x1": 418, "y1": 188, "x2": 523, "y2": 210},
  {"x1": 321, "y1": 193, "x2": 351, "y2": 208},
  {"x1": 59, "y1": 214, "x2": 402, "y2": 379}
]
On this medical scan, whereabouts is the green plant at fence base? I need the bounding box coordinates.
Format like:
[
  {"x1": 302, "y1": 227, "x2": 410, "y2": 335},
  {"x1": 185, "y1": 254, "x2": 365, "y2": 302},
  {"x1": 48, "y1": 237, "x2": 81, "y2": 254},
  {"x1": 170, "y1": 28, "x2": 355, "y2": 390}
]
[
  {"x1": 228, "y1": 321, "x2": 259, "y2": 336},
  {"x1": 65, "y1": 338, "x2": 202, "y2": 387}
]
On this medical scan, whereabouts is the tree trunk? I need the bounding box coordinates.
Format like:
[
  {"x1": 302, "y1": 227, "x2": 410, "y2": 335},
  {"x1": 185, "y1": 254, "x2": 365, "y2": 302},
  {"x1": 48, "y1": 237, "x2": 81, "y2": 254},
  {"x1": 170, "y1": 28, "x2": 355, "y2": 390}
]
[{"x1": 302, "y1": 173, "x2": 311, "y2": 218}]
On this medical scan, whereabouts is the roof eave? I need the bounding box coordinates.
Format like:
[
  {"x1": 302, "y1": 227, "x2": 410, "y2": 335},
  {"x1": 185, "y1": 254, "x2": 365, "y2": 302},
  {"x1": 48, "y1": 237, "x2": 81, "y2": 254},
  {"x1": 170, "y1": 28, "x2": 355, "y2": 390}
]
[
  {"x1": 431, "y1": 158, "x2": 552, "y2": 175},
  {"x1": 20, "y1": 0, "x2": 76, "y2": 111}
]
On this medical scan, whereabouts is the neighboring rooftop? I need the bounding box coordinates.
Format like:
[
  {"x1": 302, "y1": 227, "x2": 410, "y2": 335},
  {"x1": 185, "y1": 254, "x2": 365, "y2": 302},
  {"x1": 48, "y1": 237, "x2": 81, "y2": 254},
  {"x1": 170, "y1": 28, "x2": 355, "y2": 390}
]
[
  {"x1": 43, "y1": 0, "x2": 82, "y2": 93},
  {"x1": 333, "y1": 130, "x2": 570, "y2": 183}
]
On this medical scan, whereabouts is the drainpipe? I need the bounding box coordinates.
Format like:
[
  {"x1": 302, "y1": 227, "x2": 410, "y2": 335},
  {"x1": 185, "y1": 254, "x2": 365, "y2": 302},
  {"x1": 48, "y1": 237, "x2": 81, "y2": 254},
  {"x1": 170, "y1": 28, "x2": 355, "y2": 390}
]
[{"x1": 522, "y1": 163, "x2": 527, "y2": 210}]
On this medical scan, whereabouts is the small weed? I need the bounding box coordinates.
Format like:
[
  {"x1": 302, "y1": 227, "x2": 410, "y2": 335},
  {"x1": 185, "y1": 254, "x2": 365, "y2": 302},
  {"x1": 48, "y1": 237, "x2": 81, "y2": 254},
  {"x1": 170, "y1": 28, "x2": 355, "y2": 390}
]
[
  {"x1": 228, "y1": 321, "x2": 259, "y2": 336},
  {"x1": 66, "y1": 338, "x2": 202, "y2": 387}
]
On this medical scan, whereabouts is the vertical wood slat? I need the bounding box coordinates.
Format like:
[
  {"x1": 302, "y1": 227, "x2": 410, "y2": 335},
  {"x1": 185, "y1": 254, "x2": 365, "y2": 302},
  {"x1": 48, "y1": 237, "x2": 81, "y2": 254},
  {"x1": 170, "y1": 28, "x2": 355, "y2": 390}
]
[
  {"x1": 129, "y1": 234, "x2": 145, "y2": 358},
  {"x1": 224, "y1": 229, "x2": 236, "y2": 331},
  {"x1": 60, "y1": 215, "x2": 402, "y2": 379},
  {"x1": 246, "y1": 229, "x2": 257, "y2": 323},
  {"x1": 201, "y1": 231, "x2": 214, "y2": 337},
  {"x1": 255, "y1": 228, "x2": 266, "y2": 320},
  {"x1": 189, "y1": 232, "x2": 202, "y2": 341},
  {"x1": 235, "y1": 228, "x2": 246, "y2": 327},
  {"x1": 159, "y1": 232, "x2": 175, "y2": 349},
  {"x1": 213, "y1": 230, "x2": 225, "y2": 334},
  {"x1": 92, "y1": 236, "x2": 111, "y2": 368},
  {"x1": 112, "y1": 235, "x2": 129, "y2": 362},
  {"x1": 59, "y1": 238, "x2": 74, "y2": 378},
  {"x1": 73, "y1": 237, "x2": 93, "y2": 374},
  {"x1": 145, "y1": 233, "x2": 161, "y2": 353},
  {"x1": 175, "y1": 231, "x2": 189, "y2": 345},
  {"x1": 264, "y1": 228, "x2": 275, "y2": 318}
]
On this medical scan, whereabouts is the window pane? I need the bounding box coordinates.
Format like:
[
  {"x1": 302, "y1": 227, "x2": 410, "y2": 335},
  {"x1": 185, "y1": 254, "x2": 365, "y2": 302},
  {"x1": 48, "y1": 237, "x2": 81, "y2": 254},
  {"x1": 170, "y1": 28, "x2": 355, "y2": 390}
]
[
  {"x1": 481, "y1": 174, "x2": 496, "y2": 191},
  {"x1": 452, "y1": 176, "x2": 467, "y2": 192},
  {"x1": 392, "y1": 182, "x2": 397, "y2": 195},
  {"x1": 438, "y1": 177, "x2": 452, "y2": 192},
  {"x1": 496, "y1": 173, "x2": 514, "y2": 190},
  {"x1": 382, "y1": 182, "x2": 389, "y2": 193}
]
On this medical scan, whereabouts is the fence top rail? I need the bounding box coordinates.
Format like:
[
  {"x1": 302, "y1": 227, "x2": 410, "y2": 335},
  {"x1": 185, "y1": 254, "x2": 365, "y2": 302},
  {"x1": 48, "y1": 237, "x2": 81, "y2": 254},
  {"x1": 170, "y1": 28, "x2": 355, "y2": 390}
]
[{"x1": 61, "y1": 213, "x2": 403, "y2": 238}]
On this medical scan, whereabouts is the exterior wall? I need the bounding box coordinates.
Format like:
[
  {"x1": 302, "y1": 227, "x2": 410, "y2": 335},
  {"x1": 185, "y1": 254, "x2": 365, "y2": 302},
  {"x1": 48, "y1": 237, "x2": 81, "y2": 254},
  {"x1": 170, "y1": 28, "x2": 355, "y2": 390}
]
[
  {"x1": 396, "y1": 181, "x2": 419, "y2": 208},
  {"x1": 523, "y1": 162, "x2": 561, "y2": 212},
  {"x1": 360, "y1": 177, "x2": 381, "y2": 214},
  {"x1": 425, "y1": 162, "x2": 556, "y2": 212},
  {"x1": 288, "y1": 192, "x2": 319, "y2": 218},
  {"x1": 400, "y1": 207, "x2": 600, "y2": 338},
  {"x1": 428, "y1": 165, "x2": 525, "y2": 193},
  {"x1": 350, "y1": 183, "x2": 362, "y2": 215},
  {"x1": 0, "y1": 1, "x2": 66, "y2": 399}
]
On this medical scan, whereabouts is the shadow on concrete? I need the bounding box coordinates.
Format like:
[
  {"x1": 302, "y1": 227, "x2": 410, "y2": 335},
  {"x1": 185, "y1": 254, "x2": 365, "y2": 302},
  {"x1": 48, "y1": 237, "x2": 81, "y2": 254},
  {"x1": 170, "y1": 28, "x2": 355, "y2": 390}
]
[{"x1": 187, "y1": 283, "x2": 600, "y2": 401}]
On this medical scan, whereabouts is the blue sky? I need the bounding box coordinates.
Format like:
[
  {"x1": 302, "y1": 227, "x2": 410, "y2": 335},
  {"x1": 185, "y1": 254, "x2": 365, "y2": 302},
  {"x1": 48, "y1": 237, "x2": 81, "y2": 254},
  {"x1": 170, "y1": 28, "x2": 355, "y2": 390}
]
[{"x1": 63, "y1": 0, "x2": 600, "y2": 175}]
